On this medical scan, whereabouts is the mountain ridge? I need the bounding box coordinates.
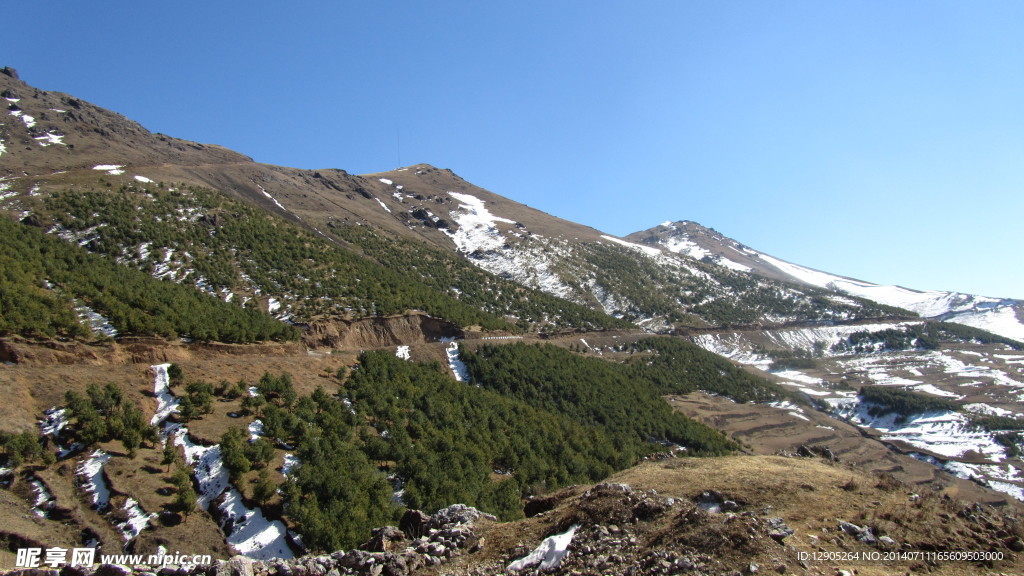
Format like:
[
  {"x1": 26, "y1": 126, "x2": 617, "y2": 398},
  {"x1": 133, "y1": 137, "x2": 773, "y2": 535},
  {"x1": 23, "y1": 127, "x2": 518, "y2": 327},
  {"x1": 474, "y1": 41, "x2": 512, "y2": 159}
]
[
  {"x1": 6, "y1": 67, "x2": 1016, "y2": 341},
  {"x1": 627, "y1": 220, "x2": 1024, "y2": 341}
]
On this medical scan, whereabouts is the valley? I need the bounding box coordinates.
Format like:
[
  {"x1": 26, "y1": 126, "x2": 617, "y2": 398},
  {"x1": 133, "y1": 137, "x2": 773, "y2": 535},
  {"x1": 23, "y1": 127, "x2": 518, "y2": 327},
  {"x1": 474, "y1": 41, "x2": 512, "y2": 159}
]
[{"x1": 3, "y1": 326, "x2": 1023, "y2": 574}]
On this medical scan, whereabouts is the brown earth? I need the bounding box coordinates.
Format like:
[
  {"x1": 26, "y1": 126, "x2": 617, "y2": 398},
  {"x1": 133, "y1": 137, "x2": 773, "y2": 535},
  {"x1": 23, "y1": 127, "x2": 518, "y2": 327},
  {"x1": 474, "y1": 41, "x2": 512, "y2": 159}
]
[
  {"x1": 2, "y1": 329, "x2": 1022, "y2": 573},
  {"x1": 434, "y1": 455, "x2": 1023, "y2": 576},
  {"x1": 304, "y1": 313, "x2": 463, "y2": 350}
]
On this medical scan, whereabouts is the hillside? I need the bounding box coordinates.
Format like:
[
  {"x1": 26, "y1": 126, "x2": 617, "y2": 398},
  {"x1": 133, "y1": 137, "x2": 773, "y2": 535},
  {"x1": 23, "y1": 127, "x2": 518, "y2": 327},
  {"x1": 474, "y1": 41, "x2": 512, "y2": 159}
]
[
  {"x1": 3, "y1": 69, "x2": 916, "y2": 335},
  {"x1": 2, "y1": 67, "x2": 1023, "y2": 574}
]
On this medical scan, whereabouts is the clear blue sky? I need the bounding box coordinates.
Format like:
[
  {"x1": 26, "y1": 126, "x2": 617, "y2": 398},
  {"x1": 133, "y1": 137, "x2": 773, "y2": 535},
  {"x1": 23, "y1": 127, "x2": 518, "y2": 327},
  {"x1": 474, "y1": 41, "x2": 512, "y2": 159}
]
[{"x1": 5, "y1": 2, "x2": 1023, "y2": 299}]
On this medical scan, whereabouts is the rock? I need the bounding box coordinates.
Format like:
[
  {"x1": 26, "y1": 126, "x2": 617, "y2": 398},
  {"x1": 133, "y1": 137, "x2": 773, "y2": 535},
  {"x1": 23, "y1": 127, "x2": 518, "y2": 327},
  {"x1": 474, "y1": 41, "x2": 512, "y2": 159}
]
[
  {"x1": 767, "y1": 517, "x2": 794, "y2": 542},
  {"x1": 746, "y1": 563, "x2": 760, "y2": 574},
  {"x1": 1, "y1": 66, "x2": 18, "y2": 79},
  {"x1": 214, "y1": 557, "x2": 254, "y2": 576},
  {"x1": 361, "y1": 525, "x2": 406, "y2": 552},
  {"x1": 592, "y1": 482, "x2": 632, "y2": 494},
  {"x1": 428, "y1": 504, "x2": 495, "y2": 529},
  {"x1": 468, "y1": 535, "x2": 484, "y2": 553},
  {"x1": 524, "y1": 495, "x2": 559, "y2": 518},
  {"x1": 838, "y1": 521, "x2": 863, "y2": 537},
  {"x1": 94, "y1": 565, "x2": 133, "y2": 576},
  {"x1": 722, "y1": 500, "x2": 741, "y2": 512},
  {"x1": 398, "y1": 509, "x2": 430, "y2": 539},
  {"x1": 1007, "y1": 537, "x2": 1024, "y2": 552}
]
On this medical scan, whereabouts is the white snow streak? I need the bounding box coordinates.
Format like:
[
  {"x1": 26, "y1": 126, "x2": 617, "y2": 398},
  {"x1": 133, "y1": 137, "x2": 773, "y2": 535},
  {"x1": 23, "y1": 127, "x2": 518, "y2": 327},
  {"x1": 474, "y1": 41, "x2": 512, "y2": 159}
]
[
  {"x1": 508, "y1": 524, "x2": 579, "y2": 572},
  {"x1": 150, "y1": 363, "x2": 180, "y2": 426},
  {"x1": 446, "y1": 341, "x2": 470, "y2": 382},
  {"x1": 77, "y1": 450, "x2": 112, "y2": 508}
]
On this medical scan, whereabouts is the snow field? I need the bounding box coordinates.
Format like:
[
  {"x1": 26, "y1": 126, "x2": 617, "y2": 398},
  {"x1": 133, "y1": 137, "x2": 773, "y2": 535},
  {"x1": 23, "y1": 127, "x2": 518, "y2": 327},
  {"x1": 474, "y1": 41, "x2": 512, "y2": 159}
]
[
  {"x1": 443, "y1": 191, "x2": 516, "y2": 254},
  {"x1": 695, "y1": 331, "x2": 1023, "y2": 500},
  {"x1": 828, "y1": 400, "x2": 1006, "y2": 462}
]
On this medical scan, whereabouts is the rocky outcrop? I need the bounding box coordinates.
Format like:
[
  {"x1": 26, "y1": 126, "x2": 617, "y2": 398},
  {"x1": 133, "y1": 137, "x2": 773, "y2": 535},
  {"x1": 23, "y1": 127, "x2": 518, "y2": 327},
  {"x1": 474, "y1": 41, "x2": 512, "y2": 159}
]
[
  {"x1": 303, "y1": 313, "x2": 462, "y2": 350},
  {"x1": 8, "y1": 505, "x2": 493, "y2": 576}
]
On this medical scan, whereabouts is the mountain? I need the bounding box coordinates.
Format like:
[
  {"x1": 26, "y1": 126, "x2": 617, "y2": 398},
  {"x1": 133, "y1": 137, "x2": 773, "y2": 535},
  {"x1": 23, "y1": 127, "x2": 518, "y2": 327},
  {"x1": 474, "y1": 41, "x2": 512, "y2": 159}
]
[
  {"x1": 627, "y1": 220, "x2": 1024, "y2": 341},
  {"x1": 2, "y1": 68, "x2": 918, "y2": 338},
  {"x1": 3, "y1": 68, "x2": 1024, "y2": 573},
  {"x1": 4, "y1": 67, "x2": 1020, "y2": 341}
]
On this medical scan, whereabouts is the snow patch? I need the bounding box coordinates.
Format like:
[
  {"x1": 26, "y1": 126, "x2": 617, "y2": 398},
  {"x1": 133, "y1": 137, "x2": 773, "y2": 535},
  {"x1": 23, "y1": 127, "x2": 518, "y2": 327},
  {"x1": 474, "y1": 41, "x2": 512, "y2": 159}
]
[
  {"x1": 217, "y1": 486, "x2": 294, "y2": 559},
  {"x1": 150, "y1": 364, "x2": 179, "y2": 426},
  {"x1": 444, "y1": 191, "x2": 516, "y2": 254},
  {"x1": 508, "y1": 524, "x2": 579, "y2": 572},
  {"x1": 117, "y1": 498, "x2": 155, "y2": 540},
  {"x1": 768, "y1": 400, "x2": 810, "y2": 421},
  {"x1": 963, "y1": 403, "x2": 1018, "y2": 418},
  {"x1": 281, "y1": 454, "x2": 300, "y2": 477},
  {"x1": 446, "y1": 341, "x2": 470, "y2": 382},
  {"x1": 911, "y1": 383, "x2": 963, "y2": 399},
  {"x1": 31, "y1": 478, "x2": 55, "y2": 518},
  {"x1": 248, "y1": 420, "x2": 265, "y2": 442},
  {"x1": 92, "y1": 164, "x2": 125, "y2": 176},
  {"x1": 601, "y1": 235, "x2": 663, "y2": 257},
  {"x1": 34, "y1": 131, "x2": 65, "y2": 147},
  {"x1": 257, "y1": 185, "x2": 288, "y2": 212},
  {"x1": 76, "y1": 304, "x2": 118, "y2": 338},
  {"x1": 39, "y1": 407, "x2": 70, "y2": 437},
  {"x1": 77, "y1": 450, "x2": 112, "y2": 509}
]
